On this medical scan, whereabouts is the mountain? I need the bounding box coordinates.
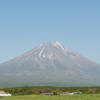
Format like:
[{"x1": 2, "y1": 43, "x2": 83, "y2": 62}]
[{"x1": 0, "y1": 42, "x2": 100, "y2": 87}]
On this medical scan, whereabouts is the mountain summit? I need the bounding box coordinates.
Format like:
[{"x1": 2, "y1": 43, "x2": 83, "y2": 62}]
[{"x1": 0, "y1": 42, "x2": 100, "y2": 87}]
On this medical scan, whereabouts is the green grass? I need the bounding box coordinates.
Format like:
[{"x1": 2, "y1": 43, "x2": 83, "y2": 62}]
[{"x1": 1, "y1": 94, "x2": 100, "y2": 100}]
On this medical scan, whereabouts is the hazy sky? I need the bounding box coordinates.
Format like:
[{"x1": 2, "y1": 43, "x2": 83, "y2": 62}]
[{"x1": 0, "y1": 0, "x2": 100, "y2": 64}]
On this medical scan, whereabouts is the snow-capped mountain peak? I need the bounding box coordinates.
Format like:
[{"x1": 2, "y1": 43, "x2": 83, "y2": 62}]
[{"x1": 1, "y1": 42, "x2": 100, "y2": 87}]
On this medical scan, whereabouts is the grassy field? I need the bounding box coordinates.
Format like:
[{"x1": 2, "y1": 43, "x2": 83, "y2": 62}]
[{"x1": 1, "y1": 94, "x2": 100, "y2": 100}]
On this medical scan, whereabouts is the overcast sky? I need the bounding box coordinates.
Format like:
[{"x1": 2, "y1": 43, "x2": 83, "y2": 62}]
[{"x1": 0, "y1": 0, "x2": 100, "y2": 64}]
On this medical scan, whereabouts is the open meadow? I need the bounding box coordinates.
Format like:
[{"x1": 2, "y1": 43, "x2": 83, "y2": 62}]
[{"x1": 1, "y1": 94, "x2": 100, "y2": 100}]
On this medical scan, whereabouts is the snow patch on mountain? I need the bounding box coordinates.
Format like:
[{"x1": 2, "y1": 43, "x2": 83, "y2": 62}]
[
  {"x1": 39, "y1": 47, "x2": 45, "y2": 57},
  {"x1": 37, "y1": 43, "x2": 44, "y2": 50},
  {"x1": 43, "y1": 53, "x2": 46, "y2": 58},
  {"x1": 55, "y1": 41, "x2": 65, "y2": 50},
  {"x1": 39, "y1": 44, "x2": 47, "y2": 57},
  {"x1": 48, "y1": 55, "x2": 52, "y2": 60}
]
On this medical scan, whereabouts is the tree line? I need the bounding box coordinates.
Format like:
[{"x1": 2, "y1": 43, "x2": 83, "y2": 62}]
[{"x1": 0, "y1": 86, "x2": 100, "y2": 96}]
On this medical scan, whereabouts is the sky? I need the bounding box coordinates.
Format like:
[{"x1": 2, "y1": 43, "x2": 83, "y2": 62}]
[{"x1": 0, "y1": 0, "x2": 100, "y2": 64}]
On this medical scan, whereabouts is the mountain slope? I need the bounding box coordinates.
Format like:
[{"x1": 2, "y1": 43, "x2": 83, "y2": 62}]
[{"x1": 0, "y1": 42, "x2": 100, "y2": 87}]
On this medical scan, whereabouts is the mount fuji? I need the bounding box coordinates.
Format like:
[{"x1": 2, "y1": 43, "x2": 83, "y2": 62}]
[{"x1": 0, "y1": 42, "x2": 100, "y2": 87}]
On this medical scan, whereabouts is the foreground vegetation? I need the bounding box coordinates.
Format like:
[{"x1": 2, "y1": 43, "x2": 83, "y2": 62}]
[
  {"x1": 1, "y1": 86, "x2": 100, "y2": 100},
  {"x1": 1, "y1": 94, "x2": 100, "y2": 100},
  {"x1": 1, "y1": 86, "x2": 100, "y2": 95}
]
